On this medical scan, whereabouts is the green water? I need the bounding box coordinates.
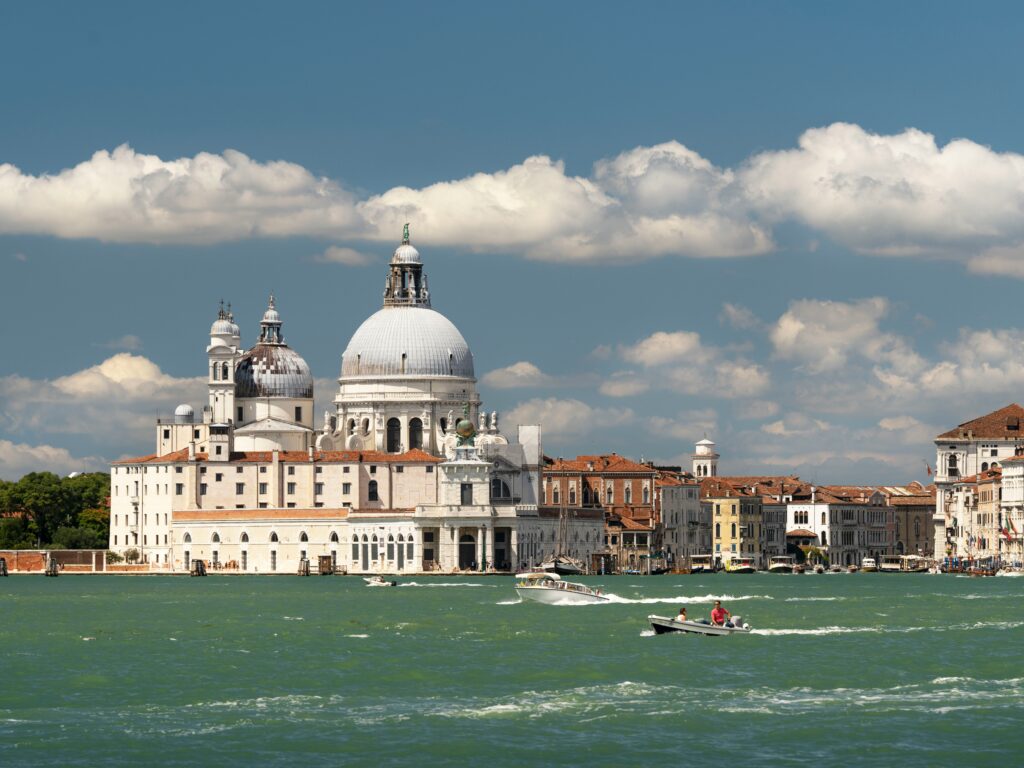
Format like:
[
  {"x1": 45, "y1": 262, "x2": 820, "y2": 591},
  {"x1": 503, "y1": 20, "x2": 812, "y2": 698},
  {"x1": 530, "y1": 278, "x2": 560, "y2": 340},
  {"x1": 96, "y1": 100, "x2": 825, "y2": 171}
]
[{"x1": 2, "y1": 574, "x2": 1022, "y2": 766}]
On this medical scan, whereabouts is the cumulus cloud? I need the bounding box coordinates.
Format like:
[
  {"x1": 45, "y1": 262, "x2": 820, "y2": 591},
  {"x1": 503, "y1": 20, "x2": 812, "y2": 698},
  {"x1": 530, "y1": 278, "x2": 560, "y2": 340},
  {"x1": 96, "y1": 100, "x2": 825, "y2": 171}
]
[
  {"x1": 314, "y1": 245, "x2": 374, "y2": 266},
  {"x1": 741, "y1": 122, "x2": 1024, "y2": 256},
  {"x1": 620, "y1": 331, "x2": 702, "y2": 367},
  {"x1": 0, "y1": 354, "x2": 204, "y2": 444},
  {"x1": 5, "y1": 124, "x2": 1024, "y2": 269},
  {"x1": 967, "y1": 244, "x2": 1024, "y2": 278},
  {"x1": 762, "y1": 413, "x2": 831, "y2": 437},
  {"x1": 0, "y1": 439, "x2": 103, "y2": 480},
  {"x1": 720, "y1": 302, "x2": 763, "y2": 331},
  {"x1": 482, "y1": 361, "x2": 554, "y2": 389},
  {"x1": 771, "y1": 297, "x2": 923, "y2": 375},
  {"x1": 505, "y1": 398, "x2": 633, "y2": 438},
  {"x1": 599, "y1": 372, "x2": 650, "y2": 398}
]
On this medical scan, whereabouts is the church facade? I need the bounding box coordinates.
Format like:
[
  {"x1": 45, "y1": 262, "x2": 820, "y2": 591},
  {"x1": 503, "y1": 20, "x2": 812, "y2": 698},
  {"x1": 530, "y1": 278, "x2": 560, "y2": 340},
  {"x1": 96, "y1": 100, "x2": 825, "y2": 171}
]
[{"x1": 108, "y1": 229, "x2": 603, "y2": 574}]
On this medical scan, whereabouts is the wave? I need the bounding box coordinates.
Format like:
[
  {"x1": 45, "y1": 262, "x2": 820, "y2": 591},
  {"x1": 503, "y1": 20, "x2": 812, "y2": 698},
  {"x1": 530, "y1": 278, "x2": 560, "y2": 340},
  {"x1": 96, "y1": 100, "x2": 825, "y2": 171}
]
[
  {"x1": 603, "y1": 593, "x2": 774, "y2": 605},
  {"x1": 751, "y1": 619, "x2": 1024, "y2": 636},
  {"x1": 282, "y1": 616, "x2": 304, "y2": 621},
  {"x1": 495, "y1": 599, "x2": 521, "y2": 605},
  {"x1": 783, "y1": 596, "x2": 841, "y2": 602},
  {"x1": 398, "y1": 582, "x2": 493, "y2": 588}
]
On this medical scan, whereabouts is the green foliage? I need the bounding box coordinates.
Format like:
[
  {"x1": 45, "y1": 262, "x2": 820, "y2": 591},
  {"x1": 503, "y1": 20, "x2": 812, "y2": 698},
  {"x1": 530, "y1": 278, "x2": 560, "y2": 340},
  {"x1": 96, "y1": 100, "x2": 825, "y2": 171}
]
[
  {"x1": 123, "y1": 548, "x2": 140, "y2": 564},
  {"x1": 105, "y1": 550, "x2": 124, "y2": 564},
  {"x1": 0, "y1": 471, "x2": 110, "y2": 548}
]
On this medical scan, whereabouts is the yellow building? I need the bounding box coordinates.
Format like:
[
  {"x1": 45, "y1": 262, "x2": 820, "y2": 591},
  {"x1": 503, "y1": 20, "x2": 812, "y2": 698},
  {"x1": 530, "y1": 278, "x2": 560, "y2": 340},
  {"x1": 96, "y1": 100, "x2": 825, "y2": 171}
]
[{"x1": 702, "y1": 479, "x2": 764, "y2": 567}]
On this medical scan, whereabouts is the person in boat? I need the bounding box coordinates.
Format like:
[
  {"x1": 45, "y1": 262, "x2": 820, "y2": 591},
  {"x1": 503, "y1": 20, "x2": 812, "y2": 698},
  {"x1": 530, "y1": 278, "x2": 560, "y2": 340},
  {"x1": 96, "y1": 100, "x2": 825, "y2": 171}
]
[
  {"x1": 710, "y1": 600, "x2": 731, "y2": 626},
  {"x1": 676, "y1": 607, "x2": 687, "y2": 622}
]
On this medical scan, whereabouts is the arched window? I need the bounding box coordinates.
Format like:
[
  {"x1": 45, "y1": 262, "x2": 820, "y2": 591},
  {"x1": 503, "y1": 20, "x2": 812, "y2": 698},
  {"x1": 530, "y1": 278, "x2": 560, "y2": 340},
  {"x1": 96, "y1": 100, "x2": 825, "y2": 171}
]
[
  {"x1": 368, "y1": 480, "x2": 379, "y2": 502},
  {"x1": 408, "y1": 418, "x2": 423, "y2": 450},
  {"x1": 607, "y1": 487, "x2": 613, "y2": 504},
  {"x1": 299, "y1": 531, "x2": 308, "y2": 543},
  {"x1": 183, "y1": 532, "x2": 192, "y2": 543},
  {"x1": 583, "y1": 487, "x2": 591, "y2": 504},
  {"x1": 643, "y1": 487, "x2": 650, "y2": 504},
  {"x1": 439, "y1": 417, "x2": 448, "y2": 434},
  {"x1": 731, "y1": 523, "x2": 736, "y2": 538},
  {"x1": 947, "y1": 454, "x2": 959, "y2": 476},
  {"x1": 914, "y1": 517, "x2": 921, "y2": 538},
  {"x1": 821, "y1": 531, "x2": 827, "y2": 545},
  {"x1": 361, "y1": 418, "x2": 370, "y2": 436},
  {"x1": 715, "y1": 522, "x2": 721, "y2": 538},
  {"x1": 553, "y1": 487, "x2": 560, "y2": 504},
  {"x1": 347, "y1": 419, "x2": 356, "y2": 435},
  {"x1": 569, "y1": 488, "x2": 576, "y2": 505},
  {"x1": 371, "y1": 535, "x2": 379, "y2": 561},
  {"x1": 491, "y1": 478, "x2": 511, "y2": 499},
  {"x1": 982, "y1": 462, "x2": 989, "y2": 472},
  {"x1": 212, "y1": 364, "x2": 218, "y2": 381},
  {"x1": 330, "y1": 531, "x2": 339, "y2": 543},
  {"x1": 221, "y1": 362, "x2": 229, "y2": 380},
  {"x1": 212, "y1": 532, "x2": 220, "y2": 543},
  {"x1": 386, "y1": 418, "x2": 401, "y2": 453},
  {"x1": 240, "y1": 532, "x2": 249, "y2": 543},
  {"x1": 821, "y1": 512, "x2": 826, "y2": 525},
  {"x1": 625, "y1": 486, "x2": 632, "y2": 504},
  {"x1": 270, "y1": 532, "x2": 279, "y2": 543},
  {"x1": 387, "y1": 535, "x2": 395, "y2": 560}
]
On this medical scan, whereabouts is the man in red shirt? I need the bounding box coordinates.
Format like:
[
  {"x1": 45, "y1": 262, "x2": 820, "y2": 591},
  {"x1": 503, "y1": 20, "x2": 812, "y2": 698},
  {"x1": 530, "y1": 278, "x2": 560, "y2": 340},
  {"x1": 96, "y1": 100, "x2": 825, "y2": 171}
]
[{"x1": 710, "y1": 600, "x2": 731, "y2": 626}]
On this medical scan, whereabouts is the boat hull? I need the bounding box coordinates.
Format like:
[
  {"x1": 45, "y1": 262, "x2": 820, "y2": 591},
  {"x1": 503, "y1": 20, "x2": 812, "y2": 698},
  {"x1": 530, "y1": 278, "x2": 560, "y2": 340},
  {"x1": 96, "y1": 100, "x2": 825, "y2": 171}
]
[
  {"x1": 515, "y1": 586, "x2": 608, "y2": 605},
  {"x1": 648, "y1": 615, "x2": 751, "y2": 636},
  {"x1": 767, "y1": 565, "x2": 793, "y2": 574}
]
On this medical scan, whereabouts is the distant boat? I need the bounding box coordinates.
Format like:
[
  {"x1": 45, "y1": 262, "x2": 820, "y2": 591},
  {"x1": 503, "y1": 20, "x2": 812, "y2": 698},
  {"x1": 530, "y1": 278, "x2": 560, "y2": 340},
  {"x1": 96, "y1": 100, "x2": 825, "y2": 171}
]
[
  {"x1": 515, "y1": 572, "x2": 608, "y2": 605},
  {"x1": 689, "y1": 555, "x2": 716, "y2": 574},
  {"x1": 725, "y1": 557, "x2": 757, "y2": 574},
  {"x1": 767, "y1": 556, "x2": 795, "y2": 574},
  {"x1": 364, "y1": 575, "x2": 396, "y2": 587},
  {"x1": 861, "y1": 557, "x2": 878, "y2": 572},
  {"x1": 539, "y1": 555, "x2": 585, "y2": 576}
]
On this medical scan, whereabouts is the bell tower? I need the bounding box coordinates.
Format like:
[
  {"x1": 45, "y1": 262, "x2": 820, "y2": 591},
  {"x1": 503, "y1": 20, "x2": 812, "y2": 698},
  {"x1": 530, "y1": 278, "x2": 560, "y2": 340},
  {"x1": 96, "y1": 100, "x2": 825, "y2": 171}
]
[
  {"x1": 207, "y1": 301, "x2": 241, "y2": 424},
  {"x1": 692, "y1": 437, "x2": 719, "y2": 478},
  {"x1": 383, "y1": 224, "x2": 431, "y2": 308}
]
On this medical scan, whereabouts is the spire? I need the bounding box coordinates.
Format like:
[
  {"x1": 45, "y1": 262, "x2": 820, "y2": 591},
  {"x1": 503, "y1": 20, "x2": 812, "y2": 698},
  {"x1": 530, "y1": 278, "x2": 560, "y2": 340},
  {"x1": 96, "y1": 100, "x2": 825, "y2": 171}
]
[
  {"x1": 259, "y1": 293, "x2": 284, "y2": 343},
  {"x1": 383, "y1": 227, "x2": 431, "y2": 308}
]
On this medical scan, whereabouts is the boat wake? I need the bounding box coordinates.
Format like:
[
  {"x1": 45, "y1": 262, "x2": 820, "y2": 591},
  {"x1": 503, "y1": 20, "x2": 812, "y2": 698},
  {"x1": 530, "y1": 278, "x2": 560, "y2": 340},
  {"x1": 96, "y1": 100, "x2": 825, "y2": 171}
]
[
  {"x1": 398, "y1": 582, "x2": 494, "y2": 588},
  {"x1": 752, "y1": 619, "x2": 1024, "y2": 636},
  {"x1": 783, "y1": 597, "x2": 842, "y2": 602},
  {"x1": 603, "y1": 593, "x2": 774, "y2": 605}
]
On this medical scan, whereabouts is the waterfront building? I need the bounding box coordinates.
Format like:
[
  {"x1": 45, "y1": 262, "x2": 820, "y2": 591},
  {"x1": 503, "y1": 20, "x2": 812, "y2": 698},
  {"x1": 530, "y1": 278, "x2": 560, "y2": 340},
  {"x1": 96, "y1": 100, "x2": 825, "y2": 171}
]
[
  {"x1": 108, "y1": 230, "x2": 603, "y2": 574},
  {"x1": 702, "y1": 479, "x2": 764, "y2": 567},
  {"x1": 656, "y1": 475, "x2": 708, "y2": 567},
  {"x1": 998, "y1": 457, "x2": 1024, "y2": 564},
  {"x1": 933, "y1": 404, "x2": 1024, "y2": 557}
]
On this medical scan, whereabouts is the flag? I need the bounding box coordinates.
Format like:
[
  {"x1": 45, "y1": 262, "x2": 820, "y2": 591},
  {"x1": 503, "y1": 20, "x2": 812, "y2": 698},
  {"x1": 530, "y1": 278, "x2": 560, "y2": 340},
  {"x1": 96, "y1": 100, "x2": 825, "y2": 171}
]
[
  {"x1": 924, "y1": 461, "x2": 932, "y2": 477},
  {"x1": 1002, "y1": 528, "x2": 1013, "y2": 542},
  {"x1": 1009, "y1": 516, "x2": 1018, "y2": 535}
]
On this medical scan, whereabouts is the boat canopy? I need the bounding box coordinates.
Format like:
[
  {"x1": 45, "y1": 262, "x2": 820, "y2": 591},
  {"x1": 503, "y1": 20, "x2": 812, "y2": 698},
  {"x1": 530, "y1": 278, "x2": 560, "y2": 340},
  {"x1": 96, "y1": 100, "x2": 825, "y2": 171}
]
[{"x1": 515, "y1": 572, "x2": 560, "y2": 581}]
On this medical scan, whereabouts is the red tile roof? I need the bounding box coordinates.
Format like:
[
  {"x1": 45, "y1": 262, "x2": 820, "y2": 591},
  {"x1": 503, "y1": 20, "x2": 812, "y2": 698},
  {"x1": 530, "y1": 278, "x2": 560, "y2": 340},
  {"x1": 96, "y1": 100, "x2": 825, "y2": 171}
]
[
  {"x1": 937, "y1": 403, "x2": 1024, "y2": 439},
  {"x1": 787, "y1": 529, "x2": 817, "y2": 537},
  {"x1": 115, "y1": 448, "x2": 442, "y2": 465}
]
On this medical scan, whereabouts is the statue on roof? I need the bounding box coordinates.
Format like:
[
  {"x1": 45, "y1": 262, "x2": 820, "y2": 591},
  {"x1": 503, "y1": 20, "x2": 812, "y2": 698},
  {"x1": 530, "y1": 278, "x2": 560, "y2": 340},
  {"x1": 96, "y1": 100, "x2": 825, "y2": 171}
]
[{"x1": 402, "y1": 222, "x2": 410, "y2": 244}]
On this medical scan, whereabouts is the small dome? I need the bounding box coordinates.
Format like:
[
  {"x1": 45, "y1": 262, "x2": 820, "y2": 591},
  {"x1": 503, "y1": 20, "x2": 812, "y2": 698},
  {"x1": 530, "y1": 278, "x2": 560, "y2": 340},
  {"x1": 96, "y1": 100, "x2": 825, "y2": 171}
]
[
  {"x1": 341, "y1": 306, "x2": 474, "y2": 378},
  {"x1": 175, "y1": 403, "x2": 194, "y2": 417},
  {"x1": 236, "y1": 344, "x2": 313, "y2": 398},
  {"x1": 210, "y1": 317, "x2": 239, "y2": 336},
  {"x1": 392, "y1": 243, "x2": 421, "y2": 264}
]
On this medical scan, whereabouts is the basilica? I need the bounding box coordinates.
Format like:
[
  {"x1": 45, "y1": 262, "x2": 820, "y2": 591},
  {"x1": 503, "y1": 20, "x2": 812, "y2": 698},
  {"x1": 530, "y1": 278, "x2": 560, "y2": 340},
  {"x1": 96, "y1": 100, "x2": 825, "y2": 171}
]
[{"x1": 108, "y1": 228, "x2": 604, "y2": 574}]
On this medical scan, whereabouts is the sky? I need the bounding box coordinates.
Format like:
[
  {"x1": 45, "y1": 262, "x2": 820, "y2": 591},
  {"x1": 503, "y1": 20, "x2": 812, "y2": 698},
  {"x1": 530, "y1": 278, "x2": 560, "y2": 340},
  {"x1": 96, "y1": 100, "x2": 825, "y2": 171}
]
[{"x1": 3, "y1": 1, "x2": 1024, "y2": 482}]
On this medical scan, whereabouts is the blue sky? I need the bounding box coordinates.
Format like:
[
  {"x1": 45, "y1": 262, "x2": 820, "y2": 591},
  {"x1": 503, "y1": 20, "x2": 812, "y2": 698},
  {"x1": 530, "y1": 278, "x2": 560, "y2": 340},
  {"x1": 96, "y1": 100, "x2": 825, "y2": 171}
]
[{"x1": 3, "y1": 1, "x2": 1024, "y2": 482}]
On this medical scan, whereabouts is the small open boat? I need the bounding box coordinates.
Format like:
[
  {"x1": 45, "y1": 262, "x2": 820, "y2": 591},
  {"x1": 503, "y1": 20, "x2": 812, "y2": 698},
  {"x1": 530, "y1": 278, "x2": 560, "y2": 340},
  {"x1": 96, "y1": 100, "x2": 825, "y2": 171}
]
[
  {"x1": 648, "y1": 614, "x2": 752, "y2": 636},
  {"x1": 515, "y1": 572, "x2": 609, "y2": 604},
  {"x1": 364, "y1": 575, "x2": 396, "y2": 587}
]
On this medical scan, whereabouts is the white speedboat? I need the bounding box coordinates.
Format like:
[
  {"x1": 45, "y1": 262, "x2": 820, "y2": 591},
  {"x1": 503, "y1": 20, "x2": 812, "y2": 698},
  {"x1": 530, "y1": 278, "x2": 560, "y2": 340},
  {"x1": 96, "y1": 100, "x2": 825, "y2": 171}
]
[
  {"x1": 767, "y1": 555, "x2": 795, "y2": 573},
  {"x1": 648, "y1": 614, "x2": 752, "y2": 636},
  {"x1": 364, "y1": 575, "x2": 396, "y2": 587},
  {"x1": 861, "y1": 557, "x2": 878, "y2": 572},
  {"x1": 514, "y1": 572, "x2": 609, "y2": 604}
]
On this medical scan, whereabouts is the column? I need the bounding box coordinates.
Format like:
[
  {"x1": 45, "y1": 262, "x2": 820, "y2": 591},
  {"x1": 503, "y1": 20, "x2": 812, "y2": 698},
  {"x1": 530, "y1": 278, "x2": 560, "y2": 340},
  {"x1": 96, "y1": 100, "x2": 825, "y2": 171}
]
[
  {"x1": 510, "y1": 527, "x2": 519, "y2": 571},
  {"x1": 477, "y1": 526, "x2": 484, "y2": 571}
]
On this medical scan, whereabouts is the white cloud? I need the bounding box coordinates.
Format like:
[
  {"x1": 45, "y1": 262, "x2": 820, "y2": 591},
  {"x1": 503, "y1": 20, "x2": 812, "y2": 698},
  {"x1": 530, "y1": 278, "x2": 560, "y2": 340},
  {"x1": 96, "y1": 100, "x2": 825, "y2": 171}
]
[
  {"x1": 967, "y1": 243, "x2": 1024, "y2": 279},
  {"x1": 599, "y1": 372, "x2": 650, "y2": 398},
  {"x1": 0, "y1": 145, "x2": 360, "y2": 244},
  {"x1": 741, "y1": 122, "x2": 1024, "y2": 256},
  {"x1": 482, "y1": 361, "x2": 553, "y2": 389},
  {"x1": 620, "y1": 331, "x2": 702, "y2": 367},
  {"x1": 0, "y1": 439, "x2": 103, "y2": 480},
  {"x1": 505, "y1": 398, "x2": 633, "y2": 438},
  {"x1": 314, "y1": 245, "x2": 374, "y2": 266},
  {"x1": 736, "y1": 399, "x2": 780, "y2": 420},
  {"x1": 648, "y1": 409, "x2": 718, "y2": 441},
  {"x1": 720, "y1": 302, "x2": 762, "y2": 330},
  {"x1": 762, "y1": 413, "x2": 831, "y2": 437},
  {"x1": 771, "y1": 297, "x2": 923, "y2": 375}
]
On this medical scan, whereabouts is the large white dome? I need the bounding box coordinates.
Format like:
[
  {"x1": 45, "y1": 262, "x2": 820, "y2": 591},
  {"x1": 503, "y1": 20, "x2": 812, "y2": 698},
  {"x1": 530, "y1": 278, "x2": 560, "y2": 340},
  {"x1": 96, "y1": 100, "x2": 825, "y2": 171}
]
[{"x1": 341, "y1": 306, "x2": 474, "y2": 379}]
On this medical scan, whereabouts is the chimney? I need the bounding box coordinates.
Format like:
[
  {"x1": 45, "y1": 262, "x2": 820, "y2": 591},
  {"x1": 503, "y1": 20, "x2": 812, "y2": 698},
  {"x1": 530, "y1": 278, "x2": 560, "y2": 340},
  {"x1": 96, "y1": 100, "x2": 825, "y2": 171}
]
[
  {"x1": 811, "y1": 485, "x2": 816, "y2": 504},
  {"x1": 188, "y1": 441, "x2": 196, "y2": 461}
]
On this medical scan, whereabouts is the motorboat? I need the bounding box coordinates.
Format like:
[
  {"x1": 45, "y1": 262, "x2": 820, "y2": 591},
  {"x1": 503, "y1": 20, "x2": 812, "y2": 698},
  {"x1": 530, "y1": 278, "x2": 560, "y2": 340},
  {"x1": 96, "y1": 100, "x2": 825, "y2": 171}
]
[
  {"x1": 813, "y1": 564, "x2": 825, "y2": 574},
  {"x1": 689, "y1": 555, "x2": 716, "y2": 574},
  {"x1": 861, "y1": 557, "x2": 878, "y2": 572},
  {"x1": 725, "y1": 557, "x2": 757, "y2": 574},
  {"x1": 793, "y1": 564, "x2": 805, "y2": 574},
  {"x1": 847, "y1": 564, "x2": 859, "y2": 573},
  {"x1": 514, "y1": 572, "x2": 609, "y2": 604},
  {"x1": 364, "y1": 575, "x2": 396, "y2": 587},
  {"x1": 900, "y1": 555, "x2": 928, "y2": 573},
  {"x1": 648, "y1": 614, "x2": 752, "y2": 636},
  {"x1": 767, "y1": 555, "x2": 795, "y2": 574}
]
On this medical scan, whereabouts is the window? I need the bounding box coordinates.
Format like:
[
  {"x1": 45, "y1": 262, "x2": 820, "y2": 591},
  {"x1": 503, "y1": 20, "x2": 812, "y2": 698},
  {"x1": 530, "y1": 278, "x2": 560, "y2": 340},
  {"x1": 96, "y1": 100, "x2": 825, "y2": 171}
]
[
  {"x1": 163, "y1": 428, "x2": 170, "y2": 439},
  {"x1": 368, "y1": 480, "x2": 379, "y2": 502},
  {"x1": 237, "y1": 406, "x2": 243, "y2": 422},
  {"x1": 241, "y1": 532, "x2": 249, "y2": 543},
  {"x1": 287, "y1": 483, "x2": 296, "y2": 495},
  {"x1": 330, "y1": 532, "x2": 339, "y2": 543},
  {"x1": 236, "y1": 483, "x2": 245, "y2": 494},
  {"x1": 343, "y1": 482, "x2": 351, "y2": 494},
  {"x1": 183, "y1": 533, "x2": 192, "y2": 543},
  {"x1": 215, "y1": 473, "x2": 223, "y2": 482},
  {"x1": 270, "y1": 532, "x2": 279, "y2": 542},
  {"x1": 409, "y1": 418, "x2": 423, "y2": 450},
  {"x1": 370, "y1": 465, "x2": 377, "y2": 474},
  {"x1": 426, "y1": 466, "x2": 433, "y2": 474},
  {"x1": 194, "y1": 429, "x2": 200, "y2": 439},
  {"x1": 295, "y1": 406, "x2": 303, "y2": 422},
  {"x1": 625, "y1": 486, "x2": 632, "y2": 504},
  {"x1": 176, "y1": 467, "x2": 182, "y2": 474},
  {"x1": 199, "y1": 483, "x2": 207, "y2": 495},
  {"x1": 288, "y1": 466, "x2": 295, "y2": 476},
  {"x1": 215, "y1": 446, "x2": 222, "y2": 456},
  {"x1": 344, "y1": 466, "x2": 350, "y2": 474},
  {"x1": 315, "y1": 466, "x2": 323, "y2": 474},
  {"x1": 258, "y1": 483, "x2": 268, "y2": 494},
  {"x1": 236, "y1": 466, "x2": 243, "y2": 474},
  {"x1": 569, "y1": 488, "x2": 576, "y2": 504},
  {"x1": 175, "y1": 483, "x2": 183, "y2": 495},
  {"x1": 212, "y1": 532, "x2": 220, "y2": 543},
  {"x1": 396, "y1": 466, "x2": 404, "y2": 473},
  {"x1": 553, "y1": 488, "x2": 560, "y2": 504},
  {"x1": 643, "y1": 487, "x2": 650, "y2": 504},
  {"x1": 715, "y1": 523, "x2": 721, "y2": 538},
  {"x1": 315, "y1": 483, "x2": 324, "y2": 495},
  {"x1": 461, "y1": 483, "x2": 473, "y2": 506},
  {"x1": 386, "y1": 417, "x2": 401, "y2": 452},
  {"x1": 270, "y1": 551, "x2": 277, "y2": 571},
  {"x1": 607, "y1": 487, "x2": 613, "y2": 504},
  {"x1": 200, "y1": 467, "x2": 207, "y2": 474},
  {"x1": 260, "y1": 466, "x2": 267, "y2": 474},
  {"x1": 300, "y1": 531, "x2": 308, "y2": 542}
]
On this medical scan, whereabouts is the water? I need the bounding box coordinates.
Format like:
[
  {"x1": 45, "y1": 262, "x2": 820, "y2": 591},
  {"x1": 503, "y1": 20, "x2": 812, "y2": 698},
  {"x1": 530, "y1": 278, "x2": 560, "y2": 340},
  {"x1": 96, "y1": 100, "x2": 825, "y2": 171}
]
[{"x1": 2, "y1": 574, "x2": 1022, "y2": 766}]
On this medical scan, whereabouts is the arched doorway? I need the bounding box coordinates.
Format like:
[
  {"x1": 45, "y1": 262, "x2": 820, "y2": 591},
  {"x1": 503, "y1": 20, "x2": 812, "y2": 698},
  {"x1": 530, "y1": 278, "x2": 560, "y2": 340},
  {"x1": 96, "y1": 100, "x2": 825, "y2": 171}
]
[
  {"x1": 409, "y1": 418, "x2": 423, "y2": 450},
  {"x1": 386, "y1": 418, "x2": 401, "y2": 453},
  {"x1": 459, "y1": 533, "x2": 476, "y2": 570}
]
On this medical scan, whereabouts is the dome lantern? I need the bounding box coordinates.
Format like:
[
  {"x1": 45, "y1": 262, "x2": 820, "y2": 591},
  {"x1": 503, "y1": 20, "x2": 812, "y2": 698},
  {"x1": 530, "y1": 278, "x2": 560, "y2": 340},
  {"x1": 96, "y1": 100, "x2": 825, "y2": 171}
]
[
  {"x1": 235, "y1": 295, "x2": 313, "y2": 398},
  {"x1": 383, "y1": 224, "x2": 430, "y2": 307}
]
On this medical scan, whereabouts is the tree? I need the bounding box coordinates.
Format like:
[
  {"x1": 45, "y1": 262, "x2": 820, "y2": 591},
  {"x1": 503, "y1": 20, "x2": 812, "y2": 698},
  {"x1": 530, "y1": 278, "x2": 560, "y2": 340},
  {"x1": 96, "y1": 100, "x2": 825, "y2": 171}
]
[
  {"x1": 51, "y1": 525, "x2": 106, "y2": 550},
  {"x1": 0, "y1": 516, "x2": 34, "y2": 549}
]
